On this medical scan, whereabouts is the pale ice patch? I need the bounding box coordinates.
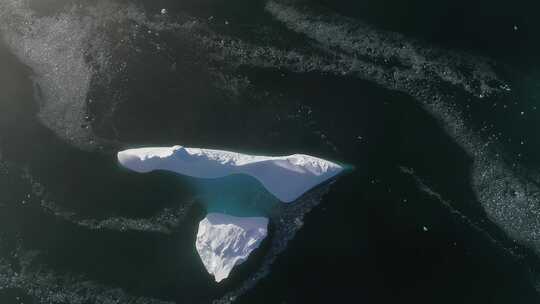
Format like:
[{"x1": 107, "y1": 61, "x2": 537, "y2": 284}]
[
  {"x1": 0, "y1": 0, "x2": 195, "y2": 149},
  {"x1": 0, "y1": 0, "x2": 93, "y2": 148}
]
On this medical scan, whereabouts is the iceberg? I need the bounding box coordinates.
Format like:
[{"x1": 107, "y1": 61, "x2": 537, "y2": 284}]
[
  {"x1": 196, "y1": 213, "x2": 268, "y2": 282},
  {"x1": 117, "y1": 145, "x2": 345, "y2": 282},
  {"x1": 117, "y1": 145, "x2": 343, "y2": 202}
]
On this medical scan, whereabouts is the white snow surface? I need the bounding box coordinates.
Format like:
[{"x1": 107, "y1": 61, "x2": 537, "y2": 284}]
[
  {"x1": 196, "y1": 213, "x2": 269, "y2": 282},
  {"x1": 117, "y1": 145, "x2": 343, "y2": 202}
]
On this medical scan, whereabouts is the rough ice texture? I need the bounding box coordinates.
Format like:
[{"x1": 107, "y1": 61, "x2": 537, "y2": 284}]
[
  {"x1": 196, "y1": 213, "x2": 269, "y2": 282},
  {"x1": 0, "y1": 0, "x2": 93, "y2": 148},
  {"x1": 259, "y1": 1, "x2": 540, "y2": 254},
  {"x1": 117, "y1": 146, "x2": 343, "y2": 202},
  {"x1": 0, "y1": 248, "x2": 173, "y2": 304},
  {"x1": 19, "y1": 168, "x2": 193, "y2": 234},
  {"x1": 0, "y1": 0, "x2": 196, "y2": 150}
]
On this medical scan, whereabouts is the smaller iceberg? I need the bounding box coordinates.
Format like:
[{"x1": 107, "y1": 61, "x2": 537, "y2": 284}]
[
  {"x1": 196, "y1": 213, "x2": 268, "y2": 282},
  {"x1": 117, "y1": 145, "x2": 343, "y2": 202}
]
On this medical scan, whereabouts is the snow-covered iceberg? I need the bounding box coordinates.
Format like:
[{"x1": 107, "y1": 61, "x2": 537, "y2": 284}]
[
  {"x1": 117, "y1": 145, "x2": 345, "y2": 282},
  {"x1": 117, "y1": 145, "x2": 343, "y2": 202},
  {"x1": 196, "y1": 213, "x2": 268, "y2": 282}
]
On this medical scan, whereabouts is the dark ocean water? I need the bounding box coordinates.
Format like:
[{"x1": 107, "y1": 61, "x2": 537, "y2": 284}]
[{"x1": 1, "y1": 0, "x2": 540, "y2": 303}]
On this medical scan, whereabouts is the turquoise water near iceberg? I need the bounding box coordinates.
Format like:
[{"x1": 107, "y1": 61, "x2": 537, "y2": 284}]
[{"x1": 183, "y1": 173, "x2": 280, "y2": 218}]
